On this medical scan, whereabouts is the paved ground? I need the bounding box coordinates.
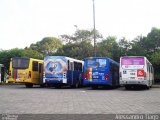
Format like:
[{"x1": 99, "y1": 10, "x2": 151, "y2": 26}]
[{"x1": 0, "y1": 84, "x2": 160, "y2": 114}]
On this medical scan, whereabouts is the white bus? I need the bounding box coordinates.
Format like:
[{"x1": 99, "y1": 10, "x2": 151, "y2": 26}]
[{"x1": 119, "y1": 56, "x2": 154, "y2": 89}]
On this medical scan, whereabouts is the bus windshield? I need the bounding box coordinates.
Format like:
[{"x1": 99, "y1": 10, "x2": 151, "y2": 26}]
[
  {"x1": 12, "y1": 58, "x2": 30, "y2": 69},
  {"x1": 86, "y1": 58, "x2": 107, "y2": 68}
]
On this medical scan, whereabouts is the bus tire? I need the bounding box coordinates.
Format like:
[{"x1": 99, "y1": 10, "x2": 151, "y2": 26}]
[
  {"x1": 71, "y1": 82, "x2": 79, "y2": 88},
  {"x1": 75, "y1": 81, "x2": 79, "y2": 88},
  {"x1": 78, "y1": 74, "x2": 83, "y2": 88},
  {"x1": 91, "y1": 85, "x2": 98, "y2": 89},
  {"x1": 46, "y1": 84, "x2": 52, "y2": 87},
  {"x1": 125, "y1": 85, "x2": 131, "y2": 90},
  {"x1": 55, "y1": 85, "x2": 62, "y2": 89},
  {"x1": 25, "y1": 83, "x2": 33, "y2": 88},
  {"x1": 40, "y1": 84, "x2": 46, "y2": 88},
  {"x1": 146, "y1": 86, "x2": 150, "y2": 90}
]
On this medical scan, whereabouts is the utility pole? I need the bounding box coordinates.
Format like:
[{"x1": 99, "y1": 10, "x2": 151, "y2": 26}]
[{"x1": 92, "y1": 0, "x2": 96, "y2": 57}]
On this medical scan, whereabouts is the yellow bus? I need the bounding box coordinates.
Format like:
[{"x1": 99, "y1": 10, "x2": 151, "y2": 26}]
[{"x1": 8, "y1": 57, "x2": 43, "y2": 88}]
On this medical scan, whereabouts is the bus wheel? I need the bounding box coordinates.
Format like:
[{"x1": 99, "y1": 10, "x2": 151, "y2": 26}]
[
  {"x1": 25, "y1": 83, "x2": 33, "y2": 88},
  {"x1": 78, "y1": 74, "x2": 82, "y2": 88},
  {"x1": 46, "y1": 84, "x2": 52, "y2": 87},
  {"x1": 146, "y1": 86, "x2": 150, "y2": 90},
  {"x1": 40, "y1": 84, "x2": 46, "y2": 88},
  {"x1": 75, "y1": 81, "x2": 79, "y2": 88},
  {"x1": 55, "y1": 85, "x2": 61, "y2": 89},
  {"x1": 91, "y1": 85, "x2": 98, "y2": 89},
  {"x1": 71, "y1": 83, "x2": 79, "y2": 88},
  {"x1": 125, "y1": 86, "x2": 131, "y2": 90}
]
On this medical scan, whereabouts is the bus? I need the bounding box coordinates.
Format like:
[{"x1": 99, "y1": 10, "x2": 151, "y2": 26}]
[
  {"x1": 0, "y1": 64, "x2": 4, "y2": 83},
  {"x1": 9, "y1": 57, "x2": 43, "y2": 88},
  {"x1": 43, "y1": 56, "x2": 84, "y2": 88},
  {"x1": 83, "y1": 57, "x2": 119, "y2": 89},
  {"x1": 119, "y1": 56, "x2": 154, "y2": 89}
]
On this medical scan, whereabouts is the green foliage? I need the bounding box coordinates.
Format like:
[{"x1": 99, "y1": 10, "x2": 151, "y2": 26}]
[
  {"x1": 24, "y1": 48, "x2": 43, "y2": 59},
  {"x1": 60, "y1": 29, "x2": 102, "y2": 43},
  {"x1": 118, "y1": 37, "x2": 131, "y2": 56},
  {"x1": 0, "y1": 48, "x2": 26, "y2": 71},
  {"x1": 30, "y1": 37, "x2": 62, "y2": 56},
  {"x1": 151, "y1": 51, "x2": 160, "y2": 64},
  {"x1": 146, "y1": 27, "x2": 160, "y2": 53},
  {"x1": 128, "y1": 36, "x2": 146, "y2": 56},
  {"x1": 56, "y1": 41, "x2": 93, "y2": 60},
  {"x1": 0, "y1": 48, "x2": 43, "y2": 72}
]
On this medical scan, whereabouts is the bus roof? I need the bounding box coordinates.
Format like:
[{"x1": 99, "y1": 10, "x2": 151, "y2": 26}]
[
  {"x1": 11, "y1": 57, "x2": 43, "y2": 62},
  {"x1": 66, "y1": 57, "x2": 84, "y2": 63},
  {"x1": 84, "y1": 57, "x2": 119, "y2": 65},
  {"x1": 120, "y1": 56, "x2": 146, "y2": 58},
  {"x1": 84, "y1": 57, "x2": 110, "y2": 60},
  {"x1": 44, "y1": 56, "x2": 84, "y2": 64}
]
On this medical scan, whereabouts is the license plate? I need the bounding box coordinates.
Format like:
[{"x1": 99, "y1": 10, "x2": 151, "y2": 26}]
[
  {"x1": 130, "y1": 73, "x2": 135, "y2": 75},
  {"x1": 130, "y1": 77, "x2": 135, "y2": 79},
  {"x1": 128, "y1": 81, "x2": 137, "y2": 84},
  {"x1": 16, "y1": 79, "x2": 20, "y2": 81}
]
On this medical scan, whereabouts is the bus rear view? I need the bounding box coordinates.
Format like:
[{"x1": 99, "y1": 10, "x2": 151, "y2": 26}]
[
  {"x1": 119, "y1": 56, "x2": 154, "y2": 89},
  {"x1": 9, "y1": 57, "x2": 43, "y2": 88},
  {"x1": 43, "y1": 56, "x2": 84, "y2": 88},
  {"x1": 83, "y1": 57, "x2": 119, "y2": 89}
]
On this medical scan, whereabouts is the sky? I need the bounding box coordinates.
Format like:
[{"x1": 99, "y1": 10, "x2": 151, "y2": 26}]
[{"x1": 0, "y1": 0, "x2": 160, "y2": 50}]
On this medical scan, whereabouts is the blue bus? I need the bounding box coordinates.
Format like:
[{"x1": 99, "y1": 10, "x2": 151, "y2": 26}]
[
  {"x1": 43, "y1": 56, "x2": 84, "y2": 88},
  {"x1": 83, "y1": 57, "x2": 119, "y2": 89}
]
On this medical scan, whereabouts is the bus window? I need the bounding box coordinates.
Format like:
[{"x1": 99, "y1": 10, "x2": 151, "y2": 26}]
[
  {"x1": 68, "y1": 60, "x2": 72, "y2": 70},
  {"x1": 74, "y1": 62, "x2": 78, "y2": 71},
  {"x1": 12, "y1": 58, "x2": 29, "y2": 69},
  {"x1": 86, "y1": 58, "x2": 107, "y2": 68},
  {"x1": 67, "y1": 60, "x2": 70, "y2": 70},
  {"x1": 32, "y1": 61, "x2": 38, "y2": 71},
  {"x1": 71, "y1": 62, "x2": 74, "y2": 71},
  {"x1": 78, "y1": 63, "x2": 82, "y2": 71},
  {"x1": 39, "y1": 63, "x2": 42, "y2": 73}
]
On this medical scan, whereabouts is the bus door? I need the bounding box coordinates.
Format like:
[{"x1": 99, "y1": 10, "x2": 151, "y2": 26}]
[
  {"x1": 110, "y1": 62, "x2": 114, "y2": 85},
  {"x1": 39, "y1": 63, "x2": 43, "y2": 84},
  {"x1": 70, "y1": 62, "x2": 74, "y2": 85}
]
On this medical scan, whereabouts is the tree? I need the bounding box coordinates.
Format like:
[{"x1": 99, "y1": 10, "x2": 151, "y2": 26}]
[
  {"x1": 24, "y1": 48, "x2": 43, "y2": 59},
  {"x1": 146, "y1": 27, "x2": 160, "y2": 54},
  {"x1": 118, "y1": 37, "x2": 131, "y2": 56},
  {"x1": 60, "y1": 29, "x2": 102, "y2": 42},
  {"x1": 150, "y1": 51, "x2": 160, "y2": 81},
  {"x1": 97, "y1": 36, "x2": 120, "y2": 61},
  {"x1": 30, "y1": 37, "x2": 62, "y2": 56},
  {"x1": 0, "y1": 48, "x2": 26, "y2": 72},
  {"x1": 128, "y1": 36, "x2": 147, "y2": 56},
  {"x1": 60, "y1": 29, "x2": 102, "y2": 57},
  {"x1": 55, "y1": 41, "x2": 93, "y2": 60}
]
